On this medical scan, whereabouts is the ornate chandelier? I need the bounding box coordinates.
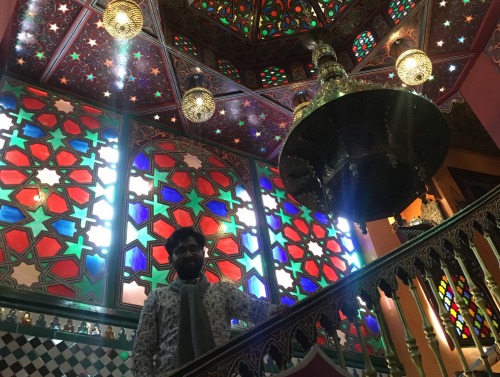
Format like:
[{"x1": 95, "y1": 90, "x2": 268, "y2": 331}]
[
  {"x1": 396, "y1": 49, "x2": 433, "y2": 86},
  {"x1": 279, "y1": 28, "x2": 449, "y2": 233},
  {"x1": 181, "y1": 74, "x2": 216, "y2": 123},
  {"x1": 103, "y1": 0, "x2": 143, "y2": 40}
]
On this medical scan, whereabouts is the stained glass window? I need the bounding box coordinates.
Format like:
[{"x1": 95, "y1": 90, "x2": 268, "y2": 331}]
[
  {"x1": 217, "y1": 58, "x2": 241, "y2": 83},
  {"x1": 193, "y1": 0, "x2": 256, "y2": 38},
  {"x1": 260, "y1": 66, "x2": 289, "y2": 88},
  {"x1": 256, "y1": 161, "x2": 363, "y2": 305},
  {"x1": 0, "y1": 77, "x2": 121, "y2": 304},
  {"x1": 258, "y1": 0, "x2": 319, "y2": 39},
  {"x1": 121, "y1": 123, "x2": 269, "y2": 308},
  {"x1": 438, "y1": 275, "x2": 498, "y2": 338},
  {"x1": 388, "y1": 0, "x2": 415, "y2": 24},
  {"x1": 318, "y1": 0, "x2": 352, "y2": 21},
  {"x1": 307, "y1": 62, "x2": 318, "y2": 79},
  {"x1": 173, "y1": 34, "x2": 198, "y2": 58},
  {"x1": 352, "y1": 31, "x2": 377, "y2": 62}
]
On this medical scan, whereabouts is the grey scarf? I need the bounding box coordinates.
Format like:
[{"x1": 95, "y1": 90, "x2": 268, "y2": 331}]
[{"x1": 169, "y1": 274, "x2": 216, "y2": 367}]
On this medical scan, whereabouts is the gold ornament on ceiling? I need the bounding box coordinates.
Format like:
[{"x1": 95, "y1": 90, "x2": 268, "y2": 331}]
[
  {"x1": 103, "y1": 0, "x2": 143, "y2": 40},
  {"x1": 396, "y1": 48, "x2": 432, "y2": 86}
]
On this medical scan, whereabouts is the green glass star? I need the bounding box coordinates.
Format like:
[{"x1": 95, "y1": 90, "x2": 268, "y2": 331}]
[
  {"x1": 238, "y1": 120, "x2": 245, "y2": 127},
  {"x1": 0, "y1": 188, "x2": 13, "y2": 201},
  {"x1": 72, "y1": 205, "x2": 95, "y2": 228},
  {"x1": 274, "y1": 135, "x2": 281, "y2": 141},
  {"x1": 299, "y1": 205, "x2": 314, "y2": 224},
  {"x1": 36, "y1": 51, "x2": 45, "y2": 60},
  {"x1": 145, "y1": 168, "x2": 168, "y2": 187},
  {"x1": 184, "y1": 189, "x2": 204, "y2": 216},
  {"x1": 237, "y1": 253, "x2": 263, "y2": 276},
  {"x1": 317, "y1": 276, "x2": 330, "y2": 288},
  {"x1": 9, "y1": 108, "x2": 34, "y2": 124},
  {"x1": 70, "y1": 52, "x2": 80, "y2": 60},
  {"x1": 47, "y1": 128, "x2": 67, "y2": 150},
  {"x1": 127, "y1": 222, "x2": 156, "y2": 247},
  {"x1": 140, "y1": 265, "x2": 169, "y2": 290},
  {"x1": 326, "y1": 223, "x2": 337, "y2": 238},
  {"x1": 289, "y1": 286, "x2": 307, "y2": 301},
  {"x1": 220, "y1": 216, "x2": 243, "y2": 236},
  {"x1": 84, "y1": 130, "x2": 105, "y2": 147},
  {"x1": 2, "y1": 81, "x2": 25, "y2": 97},
  {"x1": 218, "y1": 188, "x2": 241, "y2": 209},
  {"x1": 25, "y1": 206, "x2": 51, "y2": 237},
  {"x1": 268, "y1": 228, "x2": 287, "y2": 247},
  {"x1": 275, "y1": 208, "x2": 292, "y2": 225},
  {"x1": 285, "y1": 260, "x2": 302, "y2": 279},
  {"x1": 80, "y1": 153, "x2": 101, "y2": 169},
  {"x1": 144, "y1": 194, "x2": 170, "y2": 216},
  {"x1": 3, "y1": 129, "x2": 28, "y2": 149},
  {"x1": 270, "y1": 188, "x2": 286, "y2": 204},
  {"x1": 256, "y1": 163, "x2": 273, "y2": 178},
  {"x1": 64, "y1": 236, "x2": 92, "y2": 259},
  {"x1": 75, "y1": 275, "x2": 105, "y2": 301},
  {"x1": 154, "y1": 91, "x2": 162, "y2": 98}
]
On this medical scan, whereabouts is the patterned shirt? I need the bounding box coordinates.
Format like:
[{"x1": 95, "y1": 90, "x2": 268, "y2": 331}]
[{"x1": 132, "y1": 280, "x2": 282, "y2": 377}]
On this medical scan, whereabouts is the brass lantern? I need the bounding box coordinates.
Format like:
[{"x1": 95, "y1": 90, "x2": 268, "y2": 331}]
[
  {"x1": 103, "y1": 0, "x2": 143, "y2": 40},
  {"x1": 181, "y1": 74, "x2": 216, "y2": 123},
  {"x1": 395, "y1": 49, "x2": 432, "y2": 86}
]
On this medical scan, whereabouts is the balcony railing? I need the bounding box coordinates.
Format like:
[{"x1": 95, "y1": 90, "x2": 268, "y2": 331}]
[{"x1": 167, "y1": 185, "x2": 500, "y2": 377}]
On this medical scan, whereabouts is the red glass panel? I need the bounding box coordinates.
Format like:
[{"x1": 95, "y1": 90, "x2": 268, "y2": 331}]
[
  {"x1": 0, "y1": 247, "x2": 4, "y2": 262},
  {"x1": 206, "y1": 270, "x2": 220, "y2": 284},
  {"x1": 82, "y1": 105, "x2": 101, "y2": 114},
  {"x1": 293, "y1": 218, "x2": 308, "y2": 234},
  {"x1": 80, "y1": 115, "x2": 99, "y2": 129},
  {"x1": 327, "y1": 239, "x2": 341, "y2": 252},
  {"x1": 312, "y1": 224, "x2": 325, "y2": 238},
  {"x1": 5, "y1": 150, "x2": 30, "y2": 166},
  {"x1": 15, "y1": 188, "x2": 39, "y2": 206},
  {"x1": 157, "y1": 142, "x2": 176, "y2": 151},
  {"x1": 46, "y1": 193, "x2": 69, "y2": 214},
  {"x1": 0, "y1": 169, "x2": 27, "y2": 184},
  {"x1": 152, "y1": 219, "x2": 175, "y2": 238},
  {"x1": 56, "y1": 150, "x2": 78, "y2": 166},
  {"x1": 63, "y1": 119, "x2": 81, "y2": 135},
  {"x1": 199, "y1": 215, "x2": 219, "y2": 235},
  {"x1": 208, "y1": 156, "x2": 225, "y2": 168},
  {"x1": 273, "y1": 177, "x2": 284, "y2": 189},
  {"x1": 283, "y1": 226, "x2": 301, "y2": 242},
  {"x1": 171, "y1": 172, "x2": 191, "y2": 188},
  {"x1": 36, "y1": 113, "x2": 58, "y2": 127},
  {"x1": 22, "y1": 97, "x2": 46, "y2": 110},
  {"x1": 287, "y1": 245, "x2": 304, "y2": 259},
  {"x1": 50, "y1": 259, "x2": 79, "y2": 279},
  {"x1": 154, "y1": 154, "x2": 176, "y2": 168},
  {"x1": 27, "y1": 87, "x2": 48, "y2": 97},
  {"x1": 5, "y1": 229, "x2": 30, "y2": 253},
  {"x1": 69, "y1": 169, "x2": 93, "y2": 183},
  {"x1": 67, "y1": 187, "x2": 90, "y2": 204},
  {"x1": 47, "y1": 284, "x2": 76, "y2": 298},
  {"x1": 209, "y1": 172, "x2": 231, "y2": 187},
  {"x1": 152, "y1": 245, "x2": 170, "y2": 264},
  {"x1": 304, "y1": 260, "x2": 319, "y2": 277},
  {"x1": 35, "y1": 236, "x2": 63, "y2": 258},
  {"x1": 330, "y1": 256, "x2": 346, "y2": 271},
  {"x1": 216, "y1": 237, "x2": 239, "y2": 255},
  {"x1": 196, "y1": 177, "x2": 215, "y2": 196},
  {"x1": 217, "y1": 260, "x2": 242, "y2": 281},
  {"x1": 323, "y1": 264, "x2": 338, "y2": 281},
  {"x1": 29, "y1": 143, "x2": 51, "y2": 161},
  {"x1": 173, "y1": 208, "x2": 194, "y2": 227}
]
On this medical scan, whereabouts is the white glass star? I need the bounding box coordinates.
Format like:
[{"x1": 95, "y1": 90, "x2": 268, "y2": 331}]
[
  {"x1": 307, "y1": 241, "x2": 323, "y2": 257},
  {"x1": 11, "y1": 262, "x2": 41, "y2": 287},
  {"x1": 183, "y1": 153, "x2": 202, "y2": 169},
  {"x1": 54, "y1": 99, "x2": 74, "y2": 113},
  {"x1": 37, "y1": 168, "x2": 61, "y2": 186},
  {"x1": 275, "y1": 269, "x2": 294, "y2": 289},
  {"x1": 0, "y1": 113, "x2": 14, "y2": 130},
  {"x1": 129, "y1": 176, "x2": 151, "y2": 196}
]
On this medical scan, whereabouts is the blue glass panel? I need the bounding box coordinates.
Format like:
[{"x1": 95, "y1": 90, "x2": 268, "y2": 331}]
[
  {"x1": 272, "y1": 245, "x2": 288, "y2": 263},
  {"x1": 86, "y1": 253, "x2": 106, "y2": 277},
  {"x1": 259, "y1": 176, "x2": 272, "y2": 191},
  {"x1": 266, "y1": 214, "x2": 281, "y2": 230},
  {"x1": 132, "y1": 153, "x2": 150, "y2": 171},
  {"x1": 22, "y1": 124, "x2": 46, "y2": 138},
  {"x1": 206, "y1": 200, "x2": 228, "y2": 217},
  {"x1": 283, "y1": 202, "x2": 299, "y2": 215},
  {"x1": 299, "y1": 276, "x2": 318, "y2": 293},
  {"x1": 0, "y1": 95, "x2": 17, "y2": 110},
  {"x1": 160, "y1": 186, "x2": 183, "y2": 203},
  {"x1": 231, "y1": 319, "x2": 238, "y2": 325},
  {"x1": 365, "y1": 315, "x2": 380, "y2": 334},
  {"x1": 0, "y1": 205, "x2": 25, "y2": 223},
  {"x1": 241, "y1": 232, "x2": 259, "y2": 254},
  {"x1": 125, "y1": 246, "x2": 147, "y2": 271},
  {"x1": 314, "y1": 212, "x2": 329, "y2": 224},
  {"x1": 103, "y1": 128, "x2": 119, "y2": 142},
  {"x1": 281, "y1": 296, "x2": 295, "y2": 306},
  {"x1": 446, "y1": 291, "x2": 453, "y2": 299},
  {"x1": 464, "y1": 291, "x2": 471, "y2": 299},
  {"x1": 69, "y1": 139, "x2": 90, "y2": 153},
  {"x1": 128, "y1": 202, "x2": 149, "y2": 224},
  {"x1": 248, "y1": 275, "x2": 267, "y2": 298},
  {"x1": 52, "y1": 219, "x2": 77, "y2": 237}
]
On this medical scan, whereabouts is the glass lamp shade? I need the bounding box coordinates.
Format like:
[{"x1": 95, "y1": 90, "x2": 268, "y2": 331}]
[
  {"x1": 103, "y1": 0, "x2": 143, "y2": 40},
  {"x1": 396, "y1": 49, "x2": 432, "y2": 86},
  {"x1": 181, "y1": 87, "x2": 216, "y2": 123}
]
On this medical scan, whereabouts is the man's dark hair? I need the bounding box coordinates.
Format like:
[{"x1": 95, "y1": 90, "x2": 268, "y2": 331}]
[{"x1": 164, "y1": 227, "x2": 205, "y2": 255}]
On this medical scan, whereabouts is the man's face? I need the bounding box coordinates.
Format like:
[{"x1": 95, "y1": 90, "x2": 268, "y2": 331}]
[{"x1": 171, "y1": 236, "x2": 205, "y2": 280}]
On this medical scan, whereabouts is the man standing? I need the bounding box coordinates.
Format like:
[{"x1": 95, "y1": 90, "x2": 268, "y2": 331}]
[{"x1": 132, "y1": 227, "x2": 288, "y2": 377}]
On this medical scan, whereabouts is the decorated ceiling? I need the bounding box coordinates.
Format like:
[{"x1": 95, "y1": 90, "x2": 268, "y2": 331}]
[{"x1": 4, "y1": 0, "x2": 499, "y2": 161}]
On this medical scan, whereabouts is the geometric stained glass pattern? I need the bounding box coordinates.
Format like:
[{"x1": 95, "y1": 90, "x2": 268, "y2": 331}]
[
  {"x1": 173, "y1": 34, "x2": 198, "y2": 58},
  {"x1": 387, "y1": 0, "x2": 416, "y2": 25},
  {"x1": 260, "y1": 66, "x2": 289, "y2": 88},
  {"x1": 352, "y1": 31, "x2": 377, "y2": 62},
  {"x1": 256, "y1": 162, "x2": 363, "y2": 306},
  {"x1": 218, "y1": 58, "x2": 241, "y2": 83},
  {"x1": 318, "y1": 0, "x2": 353, "y2": 22},
  {"x1": 438, "y1": 275, "x2": 499, "y2": 339},
  {"x1": 121, "y1": 122, "x2": 269, "y2": 308},
  {"x1": 0, "y1": 77, "x2": 121, "y2": 305}
]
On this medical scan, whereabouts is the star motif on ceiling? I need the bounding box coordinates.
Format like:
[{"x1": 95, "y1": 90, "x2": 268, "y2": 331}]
[
  {"x1": 134, "y1": 51, "x2": 141, "y2": 59},
  {"x1": 219, "y1": 109, "x2": 225, "y2": 115},
  {"x1": 443, "y1": 20, "x2": 450, "y2": 27},
  {"x1": 36, "y1": 51, "x2": 45, "y2": 60},
  {"x1": 37, "y1": 167, "x2": 61, "y2": 186},
  {"x1": 27, "y1": 10, "x2": 36, "y2": 17},
  {"x1": 428, "y1": 75, "x2": 434, "y2": 80},
  {"x1": 49, "y1": 23, "x2": 59, "y2": 32},
  {"x1": 54, "y1": 99, "x2": 74, "y2": 113},
  {"x1": 458, "y1": 36, "x2": 465, "y2": 43},
  {"x1": 449, "y1": 65, "x2": 456, "y2": 72},
  {"x1": 103, "y1": 91, "x2": 111, "y2": 97},
  {"x1": 388, "y1": 72, "x2": 395, "y2": 79},
  {"x1": 11, "y1": 262, "x2": 41, "y2": 287},
  {"x1": 439, "y1": 0, "x2": 446, "y2": 6},
  {"x1": 234, "y1": 138, "x2": 240, "y2": 144},
  {"x1": 154, "y1": 91, "x2": 162, "y2": 98},
  {"x1": 259, "y1": 147, "x2": 266, "y2": 153},
  {"x1": 278, "y1": 122, "x2": 287, "y2": 129},
  {"x1": 243, "y1": 100, "x2": 251, "y2": 107},
  {"x1": 154, "y1": 114, "x2": 160, "y2": 120},
  {"x1": 96, "y1": 20, "x2": 104, "y2": 28},
  {"x1": 104, "y1": 59, "x2": 113, "y2": 68},
  {"x1": 439, "y1": 87, "x2": 445, "y2": 92},
  {"x1": 255, "y1": 131, "x2": 261, "y2": 137},
  {"x1": 58, "y1": 4, "x2": 69, "y2": 13},
  {"x1": 130, "y1": 96, "x2": 137, "y2": 102},
  {"x1": 70, "y1": 51, "x2": 79, "y2": 60},
  {"x1": 87, "y1": 73, "x2": 94, "y2": 81},
  {"x1": 462, "y1": 0, "x2": 470, "y2": 3},
  {"x1": 215, "y1": 128, "x2": 221, "y2": 134},
  {"x1": 275, "y1": 135, "x2": 281, "y2": 141},
  {"x1": 129, "y1": 75, "x2": 135, "y2": 82},
  {"x1": 170, "y1": 116, "x2": 177, "y2": 123},
  {"x1": 59, "y1": 76, "x2": 68, "y2": 84},
  {"x1": 87, "y1": 39, "x2": 97, "y2": 47},
  {"x1": 437, "y1": 40, "x2": 444, "y2": 47},
  {"x1": 259, "y1": 113, "x2": 266, "y2": 120},
  {"x1": 16, "y1": 58, "x2": 25, "y2": 65},
  {"x1": 465, "y1": 15, "x2": 473, "y2": 23},
  {"x1": 151, "y1": 67, "x2": 160, "y2": 75},
  {"x1": 238, "y1": 120, "x2": 245, "y2": 127},
  {"x1": 183, "y1": 153, "x2": 202, "y2": 169}
]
